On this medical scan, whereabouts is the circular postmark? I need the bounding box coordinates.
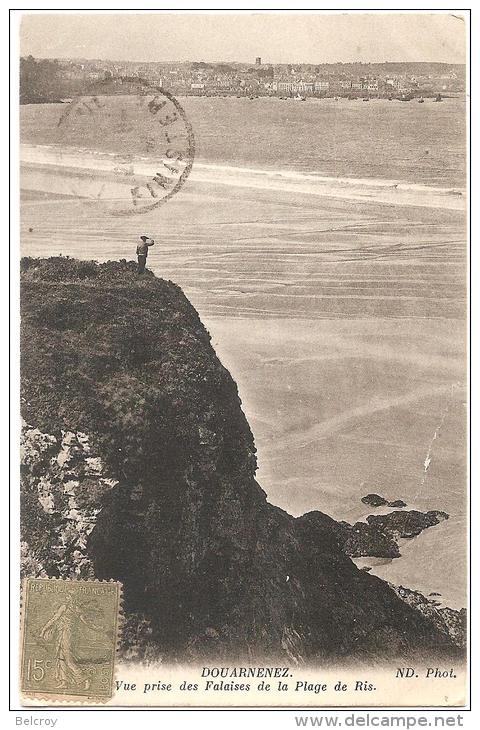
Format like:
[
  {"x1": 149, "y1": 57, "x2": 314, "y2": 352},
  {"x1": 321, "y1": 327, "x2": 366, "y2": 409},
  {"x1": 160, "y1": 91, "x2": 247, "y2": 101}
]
[{"x1": 55, "y1": 78, "x2": 195, "y2": 215}]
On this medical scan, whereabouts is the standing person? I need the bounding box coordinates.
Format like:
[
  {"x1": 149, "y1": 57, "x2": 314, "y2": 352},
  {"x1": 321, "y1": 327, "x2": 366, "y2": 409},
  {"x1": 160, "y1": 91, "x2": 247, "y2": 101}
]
[{"x1": 137, "y1": 235, "x2": 155, "y2": 274}]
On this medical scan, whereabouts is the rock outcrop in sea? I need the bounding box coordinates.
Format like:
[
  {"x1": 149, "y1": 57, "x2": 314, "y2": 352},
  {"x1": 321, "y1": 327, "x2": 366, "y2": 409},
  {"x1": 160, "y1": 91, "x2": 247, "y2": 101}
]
[
  {"x1": 361, "y1": 493, "x2": 407, "y2": 508},
  {"x1": 319, "y1": 509, "x2": 450, "y2": 560},
  {"x1": 361, "y1": 493, "x2": 389, "y2": 507},
  {"x1": 20, "y1": 257, "x2": 464, "y2": 662},
  {"x1": 366, "y1": 509, "x2": 449, "y2": 540}
]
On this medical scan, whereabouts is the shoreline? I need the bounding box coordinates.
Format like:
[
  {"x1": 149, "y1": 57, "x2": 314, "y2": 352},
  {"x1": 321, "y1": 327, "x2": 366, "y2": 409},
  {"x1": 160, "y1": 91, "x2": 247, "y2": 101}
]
[{"x1": 20, "y1": 143, "x2": 466, "y2": 211}]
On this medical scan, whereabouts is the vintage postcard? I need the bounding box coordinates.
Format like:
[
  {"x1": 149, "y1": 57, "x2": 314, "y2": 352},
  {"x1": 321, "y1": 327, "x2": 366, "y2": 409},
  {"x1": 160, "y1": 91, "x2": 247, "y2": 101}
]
[{"x1": 14, "y1": 10, "x2": 469, "y2": 708}]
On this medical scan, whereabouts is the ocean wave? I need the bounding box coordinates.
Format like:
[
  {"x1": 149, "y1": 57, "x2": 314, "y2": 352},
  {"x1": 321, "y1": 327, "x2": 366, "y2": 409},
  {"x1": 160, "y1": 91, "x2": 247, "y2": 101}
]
[{"x1": 20, "y1": 143, "x2": 466, "y2": 211}]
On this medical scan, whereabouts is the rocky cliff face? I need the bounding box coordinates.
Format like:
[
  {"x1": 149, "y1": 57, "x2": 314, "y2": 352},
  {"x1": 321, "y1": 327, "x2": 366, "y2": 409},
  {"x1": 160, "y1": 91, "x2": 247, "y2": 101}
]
[
  {"x1": 389, "y1": 585, "x2": 466, "y2": 650},
  {"x1": 20, "y1": 258, "x2": 464, "y2": 662}
]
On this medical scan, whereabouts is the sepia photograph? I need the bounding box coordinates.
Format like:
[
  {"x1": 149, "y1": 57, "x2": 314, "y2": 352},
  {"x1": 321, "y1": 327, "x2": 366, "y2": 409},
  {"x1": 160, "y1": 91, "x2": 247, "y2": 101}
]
[{"x1": 14, "y1": 9, "x2": 469, "y2": 708}]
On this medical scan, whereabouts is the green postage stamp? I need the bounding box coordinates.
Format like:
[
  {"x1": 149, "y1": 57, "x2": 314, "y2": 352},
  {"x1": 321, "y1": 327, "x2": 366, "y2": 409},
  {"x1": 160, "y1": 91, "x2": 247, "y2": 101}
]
[{"x1": 20, "y1": 577, "x2": 122, "y2": 702}]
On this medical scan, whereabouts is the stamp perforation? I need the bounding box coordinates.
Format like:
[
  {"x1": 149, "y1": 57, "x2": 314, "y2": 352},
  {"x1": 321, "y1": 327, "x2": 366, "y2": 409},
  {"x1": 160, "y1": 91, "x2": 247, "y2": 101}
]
[{"x1": 20, "y1": 577, "x2": 123, "y2": 705}]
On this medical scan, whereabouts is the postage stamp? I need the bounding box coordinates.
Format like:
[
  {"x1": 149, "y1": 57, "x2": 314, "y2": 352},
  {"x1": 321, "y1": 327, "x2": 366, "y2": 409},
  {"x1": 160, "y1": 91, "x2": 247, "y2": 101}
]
[
  {"x1": 54, "y1": 78, "x2": 195, "y2": 216},
  {"x1": 20, "y1": 577, "x2": 122, "y2": 702}
]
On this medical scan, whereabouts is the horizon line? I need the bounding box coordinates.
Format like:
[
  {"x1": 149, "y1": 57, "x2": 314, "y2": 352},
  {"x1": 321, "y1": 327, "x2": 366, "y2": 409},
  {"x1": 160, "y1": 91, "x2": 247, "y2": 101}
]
[{"x1": 22, "y1": 55, "x2": 465, "y2": 66}]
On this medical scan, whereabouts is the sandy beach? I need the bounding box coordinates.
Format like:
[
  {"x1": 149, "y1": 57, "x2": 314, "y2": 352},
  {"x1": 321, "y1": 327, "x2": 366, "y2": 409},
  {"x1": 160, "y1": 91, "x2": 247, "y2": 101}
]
[
  {"x1": 20, "y1": 174, "x2": 466, "y2": 608},
  {"x1": 20, "y1": 93, "x2": 467, "y2": 609}
]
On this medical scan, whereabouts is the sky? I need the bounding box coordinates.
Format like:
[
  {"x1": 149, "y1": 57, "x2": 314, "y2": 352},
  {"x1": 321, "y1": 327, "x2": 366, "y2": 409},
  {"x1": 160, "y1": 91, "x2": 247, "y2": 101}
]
[{"x1": 20, "y1": 12, "x2": 466, "y2": 65}]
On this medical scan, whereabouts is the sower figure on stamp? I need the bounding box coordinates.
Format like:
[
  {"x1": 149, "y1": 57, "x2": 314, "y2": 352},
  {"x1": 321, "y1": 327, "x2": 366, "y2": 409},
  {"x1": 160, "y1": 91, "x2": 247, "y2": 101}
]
[
  {"x1": 137, "y1": 235, "x2": 155, "y2": 274},
  {"x1": 39, "y1": 592, "x2": 106, "y2": 691}
]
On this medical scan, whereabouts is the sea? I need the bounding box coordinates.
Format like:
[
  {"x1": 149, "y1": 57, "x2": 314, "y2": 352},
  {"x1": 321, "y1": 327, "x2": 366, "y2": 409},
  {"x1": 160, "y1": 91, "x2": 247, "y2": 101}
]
[{"x1": 19, "y1": 95, "x2": 467, "y2": 609}]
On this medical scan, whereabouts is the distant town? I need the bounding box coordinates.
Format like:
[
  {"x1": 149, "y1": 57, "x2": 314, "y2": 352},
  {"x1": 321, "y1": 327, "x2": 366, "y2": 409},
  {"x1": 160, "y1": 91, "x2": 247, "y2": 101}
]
[{"x1": 20, "y1": 56, "x2": 466, "y2": 104}]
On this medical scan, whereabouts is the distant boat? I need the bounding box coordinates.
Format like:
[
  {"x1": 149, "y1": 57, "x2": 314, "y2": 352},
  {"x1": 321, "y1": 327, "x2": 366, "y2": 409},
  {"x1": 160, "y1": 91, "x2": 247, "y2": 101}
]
[
  {"x1": 293, "y1": 94, "x2": 306, "y2": 101},
  {"x1": 418, "y1": 96, "x2": 425, "y2": 103},
  {"x1": 399, "y1": 93, "x2": 413, "y2": 101},
  {"x1": 434, "y1": 93, "x2": 443, "y2": 102},
  {"x1": 362, "y1": 97, "x2": 370, "y2": 102}
]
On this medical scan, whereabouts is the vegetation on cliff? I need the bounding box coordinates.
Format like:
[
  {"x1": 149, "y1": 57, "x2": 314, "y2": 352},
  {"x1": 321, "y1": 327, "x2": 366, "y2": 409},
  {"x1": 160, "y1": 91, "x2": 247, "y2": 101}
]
[{"x1": 21, "y1": 257, "x2": 255, "y2": 487}]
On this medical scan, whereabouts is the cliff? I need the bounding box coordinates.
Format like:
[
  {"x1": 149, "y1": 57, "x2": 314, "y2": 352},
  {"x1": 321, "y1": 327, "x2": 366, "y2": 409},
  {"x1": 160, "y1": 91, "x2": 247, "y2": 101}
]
[{"x1": 20, "y1": 257, "x2": 464, "y2": 662}]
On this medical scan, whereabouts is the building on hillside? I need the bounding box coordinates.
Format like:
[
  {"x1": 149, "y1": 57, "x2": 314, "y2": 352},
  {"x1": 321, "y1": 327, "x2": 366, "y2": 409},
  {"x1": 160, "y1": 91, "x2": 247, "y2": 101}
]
[
  {"x1": 215, "y1": 76, "x2": 232, "y2": 88},
  {"x1": 276, "y1": 81, "x2": 296, "y2": 93},
  {"x1": 298, "y1": 81, "x2": 314, "y2": 94}
]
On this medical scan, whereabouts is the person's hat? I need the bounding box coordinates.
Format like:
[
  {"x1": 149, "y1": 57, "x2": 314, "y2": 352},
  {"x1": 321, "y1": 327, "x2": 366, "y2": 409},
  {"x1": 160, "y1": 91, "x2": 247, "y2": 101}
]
[{"x1": 140, "y1": 235, "x2": 148, "y2": 241}]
